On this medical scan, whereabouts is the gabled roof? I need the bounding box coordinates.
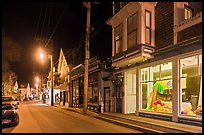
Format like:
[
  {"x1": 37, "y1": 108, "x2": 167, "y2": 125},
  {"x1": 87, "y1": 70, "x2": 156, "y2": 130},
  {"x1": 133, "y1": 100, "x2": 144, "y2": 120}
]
[{"x1": 61, "y1": 48, "x2": 74, "y2": 65}]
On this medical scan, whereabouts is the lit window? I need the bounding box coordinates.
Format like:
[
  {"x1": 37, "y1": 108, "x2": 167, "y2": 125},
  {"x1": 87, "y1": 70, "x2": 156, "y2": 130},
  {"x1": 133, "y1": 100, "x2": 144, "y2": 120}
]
[
  {"x1": 127, "y1": 13, "x2": 137, "y2": 49},
  {"x1": 145, "y1": 10, "x2": 151, "y2": 44},
  {"x1": 184, "y1": 5, "x2": 193, "y2": 20},
  {"x1": 140, "y1": 62, "x2": 173, "y2": 113},
  {"x1": 180, "y1": 55, "x2": 202, "y2": 117},
  {"x1": 115, "y1": 24, "x2": 123, "y2": 54}
]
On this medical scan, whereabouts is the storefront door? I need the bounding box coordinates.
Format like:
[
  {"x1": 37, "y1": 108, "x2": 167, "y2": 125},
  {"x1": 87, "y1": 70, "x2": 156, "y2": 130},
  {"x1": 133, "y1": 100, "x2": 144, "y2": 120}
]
[
  {"x1": 104, "y1": 87, "x2": 110, "y2": 112},
  {"x1": 116, "y1": 86, "x2": 122, "y2": 113}
]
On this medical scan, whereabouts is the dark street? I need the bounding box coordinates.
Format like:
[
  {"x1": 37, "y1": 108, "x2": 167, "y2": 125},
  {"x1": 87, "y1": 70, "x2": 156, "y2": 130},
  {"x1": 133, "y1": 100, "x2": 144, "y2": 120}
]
[{"x1": 2, "y1": 100, "x2": 141, "y2": 133}]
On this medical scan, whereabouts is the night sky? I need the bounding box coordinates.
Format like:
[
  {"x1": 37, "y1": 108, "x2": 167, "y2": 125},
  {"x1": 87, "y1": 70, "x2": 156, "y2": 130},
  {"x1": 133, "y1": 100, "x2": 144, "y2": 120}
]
[{"x1": 2, "y1": 2, "x2": 112, "y2": 87}]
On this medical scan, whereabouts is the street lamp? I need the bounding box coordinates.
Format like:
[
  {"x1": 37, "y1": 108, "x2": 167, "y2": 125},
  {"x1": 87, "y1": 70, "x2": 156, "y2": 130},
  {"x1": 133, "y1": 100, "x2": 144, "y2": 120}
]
[{"x1": 38, "y1": 49, "x2": 54, "y2": 106}]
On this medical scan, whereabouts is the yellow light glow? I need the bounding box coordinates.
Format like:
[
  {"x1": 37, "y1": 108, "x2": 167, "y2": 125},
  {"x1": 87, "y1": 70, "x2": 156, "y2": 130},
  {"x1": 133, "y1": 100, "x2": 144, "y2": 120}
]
[
  {"x1": 36, "y1": 77, "x2": 40, "y2": 82},
  {"x1": 40, "y1": 53, "x2": 44, "y2": 59}
]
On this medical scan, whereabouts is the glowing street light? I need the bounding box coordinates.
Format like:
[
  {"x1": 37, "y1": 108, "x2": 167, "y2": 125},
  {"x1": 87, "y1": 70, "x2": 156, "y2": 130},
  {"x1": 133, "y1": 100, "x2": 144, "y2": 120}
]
[
  {"x1": 37, "y1": 47, "x2": 54, "y2": 106},
  {"x1": 39, "y1": 53, "x2": 44, "y2": 59},
  {"x1": 36, "y1": 77, "x2": 40, "y2": 83}
]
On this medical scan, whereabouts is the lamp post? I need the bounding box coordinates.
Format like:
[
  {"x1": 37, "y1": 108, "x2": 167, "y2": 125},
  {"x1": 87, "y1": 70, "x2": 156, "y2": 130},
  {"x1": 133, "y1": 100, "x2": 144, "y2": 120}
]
[
  {"x1": 50, "y1": 54, "x2": 54, "y2": 106},
  {"x1": 38, "y1": 48, "x2": 54, "y2": 106}
]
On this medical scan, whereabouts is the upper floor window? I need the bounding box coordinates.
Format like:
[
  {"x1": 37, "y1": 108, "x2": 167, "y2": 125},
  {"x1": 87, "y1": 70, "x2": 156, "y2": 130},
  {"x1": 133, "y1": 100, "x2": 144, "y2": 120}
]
[
  {"x1": 114, "y1": 23, "x2": 123, "y2": 54},
  {"x1": 127, "y1": 13, "x2": 137, "y2": 49},
  {"x1": 145, "y1": 10, "x2": 151, "y2": 45},
  {"x1": 184, "y1": 5, "x2": 193, "y2": 20}
]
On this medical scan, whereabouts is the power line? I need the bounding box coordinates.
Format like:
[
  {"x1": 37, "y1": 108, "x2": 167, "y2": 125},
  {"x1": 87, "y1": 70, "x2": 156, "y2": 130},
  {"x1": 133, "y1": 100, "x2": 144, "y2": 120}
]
[
  {"x1": 40, "y1": 2, "x2": 49, "y2": 38},
  {"x1": 46, "y1": 3, "x2": 53, "y2": 38},
  {"x1": 45, "y1": 4, "x2": 67, "y2": 48},
  {"x1": 34, "y1": 2, "x2": 44, "y2": 39}
]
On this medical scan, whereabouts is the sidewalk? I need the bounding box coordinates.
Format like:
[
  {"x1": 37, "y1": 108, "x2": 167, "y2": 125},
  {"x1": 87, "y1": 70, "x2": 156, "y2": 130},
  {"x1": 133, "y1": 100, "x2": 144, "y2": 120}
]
[{"x1": 54, "y1": 105, "x2": 202, "y2": 133}]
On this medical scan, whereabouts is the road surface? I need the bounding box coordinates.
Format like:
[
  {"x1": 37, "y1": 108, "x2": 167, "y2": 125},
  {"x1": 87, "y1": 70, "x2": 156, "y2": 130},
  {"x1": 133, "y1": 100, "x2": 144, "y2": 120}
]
[{"x1": 2, "y1": 100, "x2": 141, "y2": 133}]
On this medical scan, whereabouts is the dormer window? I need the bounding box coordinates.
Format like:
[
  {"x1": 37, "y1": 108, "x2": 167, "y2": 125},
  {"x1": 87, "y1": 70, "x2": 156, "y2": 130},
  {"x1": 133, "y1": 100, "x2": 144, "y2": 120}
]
[
  {"x1": 184, "y1": 5, "x2": 193, "y2": 20},
  {"x1": 127, "y1": 12, "x2": 137, "y2": 49},
  {"x1": 145, "y1": 10, "x2": 151, "y2": 45},
  {"x1": 115, "y1": 23, "x2": 123, "y2": 54}
]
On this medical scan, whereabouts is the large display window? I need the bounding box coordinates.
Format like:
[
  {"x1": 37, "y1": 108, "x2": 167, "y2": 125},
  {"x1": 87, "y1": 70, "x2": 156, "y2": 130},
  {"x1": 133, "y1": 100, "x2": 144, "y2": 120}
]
[
  {"x1": 140, "y1": 62, "x2": 173, "y2": 113},
  {"x1": 88, "y1": 73, "x2": 98, "y2": 104},
  {"x1": 72, "y1": 79, "x2": 79, "y2": 105},
  {"x1": 180, "y1": 55, "x2": 202, "y2": 117}
]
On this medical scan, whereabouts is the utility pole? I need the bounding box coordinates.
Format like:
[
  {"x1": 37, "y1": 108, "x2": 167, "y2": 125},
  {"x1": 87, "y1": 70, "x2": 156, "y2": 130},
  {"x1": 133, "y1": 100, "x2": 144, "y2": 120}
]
[
  {"x1": 83, "y1": 2, "x2": 91, "y2": 115},
  {"x1": 50, "y1": 54, "x2": 54, "y2": 106}
]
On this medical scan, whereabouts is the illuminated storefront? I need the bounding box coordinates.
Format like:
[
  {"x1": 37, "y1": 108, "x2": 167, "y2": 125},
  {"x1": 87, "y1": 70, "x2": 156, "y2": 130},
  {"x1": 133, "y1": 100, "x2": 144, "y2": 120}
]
[
  {"x1": 180, "y1": 55, "x2": 202, "y2": 117},
  {"x1": 140, "y1": 62, "x2": 173, "y2": 113},
  {"x1": 120, "y1": 51, "x2": 202, "y2": 124},
  {"x1": 136, "y1": 53, "x2": 202, "y2": 122}
]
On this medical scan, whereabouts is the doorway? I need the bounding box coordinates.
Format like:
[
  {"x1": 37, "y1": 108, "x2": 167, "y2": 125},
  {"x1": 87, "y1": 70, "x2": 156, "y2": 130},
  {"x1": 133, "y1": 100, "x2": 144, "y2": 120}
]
[
  {"x1": 104, "y1": 87, "x2": 110, "y2": 112},
  {"x1": 116, "y1": 86, "x2": 122, "y2": 113}
]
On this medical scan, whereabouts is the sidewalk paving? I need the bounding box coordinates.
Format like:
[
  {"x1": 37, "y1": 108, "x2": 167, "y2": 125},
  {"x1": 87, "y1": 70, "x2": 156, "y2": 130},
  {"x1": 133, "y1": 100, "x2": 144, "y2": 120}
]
[{"x1": 53, "y1": 105, "x2": 202, "y2": 133}]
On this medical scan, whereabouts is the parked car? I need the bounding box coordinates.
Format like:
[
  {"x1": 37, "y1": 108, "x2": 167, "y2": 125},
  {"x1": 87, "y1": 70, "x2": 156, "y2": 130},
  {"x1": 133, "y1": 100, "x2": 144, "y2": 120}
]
[
  {"x1": 2, "y1": 96, "x2": 19, "y2": 107},
  {"x1": 2, "y1": 102, "x2": 19, "y2": 127}
]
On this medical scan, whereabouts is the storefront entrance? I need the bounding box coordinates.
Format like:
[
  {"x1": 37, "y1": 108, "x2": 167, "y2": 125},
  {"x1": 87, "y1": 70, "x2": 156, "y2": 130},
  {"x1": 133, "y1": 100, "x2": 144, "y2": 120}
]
[
  {"x1": 104, "y1": 87, "x2": 110, "y2": 112},
  {"x1": 116, "y1": 86, "x2": 122, "y2": 113}
]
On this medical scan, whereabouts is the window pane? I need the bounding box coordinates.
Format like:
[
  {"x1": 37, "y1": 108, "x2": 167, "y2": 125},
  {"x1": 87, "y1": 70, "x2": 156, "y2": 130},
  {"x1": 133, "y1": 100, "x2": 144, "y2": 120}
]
[
  {"x1": 150, "y1": 65, "x2": 160, "y2": 81},
  {"x1": 141, "y1": 83, "x2": 148, "y2": 109},
  {"x1": 115, "y1": 24, "x2": 122, "y2": 54},
  {"x1": 128, "y1": 16, "x2": 133, "y2": 33},
  {"x1": 145, "y1": 28, "x2": 150, "y2": 44},
  {"x1": 115, "y1": 24, "x2": 122, "y2": 38},
  {"x1": 141, "y1": 67, "x2": 149, "y2": 82},
  {"x1": 181, "y1": 76, "x2": 202, "y2": 116},
  {"x1": 127, "y1": 31, "x2": 136, "y2": 49},
  {"x1": 146, "y1": 11, "x2": 150, "y2": 27},
  {"x1": 184, "y1": 6, "x2": 193, "y2": 20},
  {"x1": 128, "y1": 13, "x2": 137, "y2": 33},
  {"x1": 161, "y1": 62, "x2": 172, "y2": 79},
  {"x1": 199, "y1": 55, "x2": 202, "y2": 75},
  {"x1": 180, "y1": 56, "x2": 198, "y2": 77},
  {"x1": 116, "y1": 40, "x2": 121, "y2": 54}
]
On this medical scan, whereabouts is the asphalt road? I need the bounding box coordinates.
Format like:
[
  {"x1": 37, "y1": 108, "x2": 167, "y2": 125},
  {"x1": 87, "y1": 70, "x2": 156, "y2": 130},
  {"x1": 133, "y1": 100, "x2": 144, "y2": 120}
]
[{"x1": 2, "y1": 100, "x2": 141, "y2": 133}]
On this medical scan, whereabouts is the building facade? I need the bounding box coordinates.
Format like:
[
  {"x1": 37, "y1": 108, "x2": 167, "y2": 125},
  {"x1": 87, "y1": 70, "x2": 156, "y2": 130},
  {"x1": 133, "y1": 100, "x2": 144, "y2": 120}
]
[
  {"x1": 69, "y1": 57, "x2": 112, "y2": 112},
  {"x1": 106, "y1": 2, "x2": 202, "y2": 125}
]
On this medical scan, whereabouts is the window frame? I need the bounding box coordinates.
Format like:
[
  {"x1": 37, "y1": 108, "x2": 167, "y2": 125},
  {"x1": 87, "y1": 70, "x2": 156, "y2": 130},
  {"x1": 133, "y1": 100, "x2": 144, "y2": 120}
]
[
  {"x1": 184, "y1": 5, "x2": 193, "y2": 20},
  {"x1": 145, "y1": 10, "x2": 151, "y2": 45},
  {"x1": 114, "y1": 23, "x2": 123, "y2": 54},
  {"x1": 127, "y1": 12, "x2": 138, "y2": 49}
]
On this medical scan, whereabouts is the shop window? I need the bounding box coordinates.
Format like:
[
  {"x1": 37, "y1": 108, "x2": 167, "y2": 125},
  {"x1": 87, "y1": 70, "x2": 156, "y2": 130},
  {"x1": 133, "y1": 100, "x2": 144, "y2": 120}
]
[
  {"x1": 140, "y1": 62, "x2": 172, "y2": 113},
  {"x1": 127, "y1": 13, "x2": 137, "y2": 49},
  {"x1": 180, "y1": 55, "x2": 202, "y2": 117},
  {"x1": 150, "y1": 65, "x2": 160, "y2": 81},
  {"x1": 88, "y1": 83, "x2": 98, "y2": 104},
  {"x1": 72, "y1": 80, "x2": 79, "y2": 104},
  {"x1": 115, "y1": 23, "x2": 123, "y2": 54}
]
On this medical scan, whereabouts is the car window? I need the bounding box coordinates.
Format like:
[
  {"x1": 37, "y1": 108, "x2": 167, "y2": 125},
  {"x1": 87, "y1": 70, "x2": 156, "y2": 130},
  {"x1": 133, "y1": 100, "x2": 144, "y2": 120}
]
[{"x1": 2, "y1": 104, "x2": 14, "y2": 110}]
